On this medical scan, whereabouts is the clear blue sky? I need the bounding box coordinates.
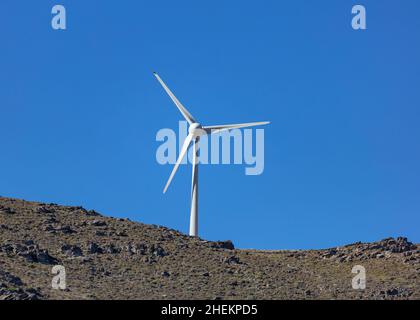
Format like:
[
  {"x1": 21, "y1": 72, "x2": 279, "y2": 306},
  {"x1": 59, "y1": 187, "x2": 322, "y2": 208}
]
[{"x1": 1, "y1": 1, "x2": 419, "y2": 249}]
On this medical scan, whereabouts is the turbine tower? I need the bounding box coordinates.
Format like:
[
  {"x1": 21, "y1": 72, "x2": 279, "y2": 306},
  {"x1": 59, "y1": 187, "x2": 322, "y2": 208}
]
[{"x1": 154, "y1": 72, "x2": 269, "y2": 237}]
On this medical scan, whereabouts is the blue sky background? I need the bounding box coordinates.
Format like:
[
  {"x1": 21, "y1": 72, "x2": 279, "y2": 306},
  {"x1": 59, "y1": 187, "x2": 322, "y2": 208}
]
[{"x1": 1, "y1": 1, "x2": 419, "y2": 249}]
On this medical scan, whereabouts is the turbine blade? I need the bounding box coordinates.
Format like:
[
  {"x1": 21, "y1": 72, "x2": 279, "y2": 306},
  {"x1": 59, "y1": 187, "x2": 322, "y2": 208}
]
[
  {"x1": 163, "y1": 134, "x2": 194, "y2": 193},
  {"x1": 153, "y1": 72, "x2": 196, "y2": 124},
  {"x1": 203, "y1": 121, "x2": 270, "y2": 134}
]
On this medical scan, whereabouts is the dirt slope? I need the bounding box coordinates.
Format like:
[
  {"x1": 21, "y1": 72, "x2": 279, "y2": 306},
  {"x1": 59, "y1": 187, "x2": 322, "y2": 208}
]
[{"x1": 0, "y1": 196, "x2": 418, "y2": 300}]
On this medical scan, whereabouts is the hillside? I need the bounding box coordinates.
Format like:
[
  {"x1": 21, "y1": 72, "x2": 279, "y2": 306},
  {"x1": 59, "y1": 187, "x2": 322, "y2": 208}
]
[{"x1": 0, "y1": 196, "x2": 418, "y2": 300}]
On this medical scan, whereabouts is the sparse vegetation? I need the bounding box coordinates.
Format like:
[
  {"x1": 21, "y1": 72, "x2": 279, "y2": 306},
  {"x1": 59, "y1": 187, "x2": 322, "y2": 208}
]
[{"x1": 0, "y1": 196, "x2": 418, "y2": 300}]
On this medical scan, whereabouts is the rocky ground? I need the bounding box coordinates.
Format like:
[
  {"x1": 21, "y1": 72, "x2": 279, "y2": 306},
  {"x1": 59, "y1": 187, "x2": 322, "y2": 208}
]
[{"x1": 0, "y1": 196, "x2": 418, "y2": 300}]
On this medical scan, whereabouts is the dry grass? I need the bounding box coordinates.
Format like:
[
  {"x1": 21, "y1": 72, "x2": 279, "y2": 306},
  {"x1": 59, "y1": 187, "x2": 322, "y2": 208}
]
[{"x1": 0, "y1": 196, "x2": 418, "y2": 300}]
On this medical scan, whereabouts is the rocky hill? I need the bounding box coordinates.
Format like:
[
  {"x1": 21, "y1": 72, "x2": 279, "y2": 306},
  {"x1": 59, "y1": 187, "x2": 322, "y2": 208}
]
[{"x1": 0, "y1": 196, "x2": 418, "y2": 300}]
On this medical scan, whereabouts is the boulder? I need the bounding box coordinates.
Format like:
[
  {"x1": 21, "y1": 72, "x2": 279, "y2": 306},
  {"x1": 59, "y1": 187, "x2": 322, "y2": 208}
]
[{"x1": 210, "y1": 240, "x2": 235, "y2": 250}]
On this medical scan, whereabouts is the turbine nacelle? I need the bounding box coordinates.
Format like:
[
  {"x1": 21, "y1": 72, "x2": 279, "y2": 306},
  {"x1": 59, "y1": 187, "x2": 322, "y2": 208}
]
[{"x1": 188, "y1": 123, "x2": 206, "y2": 137}]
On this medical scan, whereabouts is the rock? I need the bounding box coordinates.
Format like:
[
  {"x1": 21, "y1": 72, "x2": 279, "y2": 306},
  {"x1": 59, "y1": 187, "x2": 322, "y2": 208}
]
[
  {"x1": 322, "y1": 249, "x2": 337, "y2": 258},
  {"x1": 222, "y1": 256, "x2": 241, "y2": 264},
  {"x1": 87, "y1": 242, "x2": 103, "y2": 254},
  {"x1": 404, "y1": 256, "x2": 417, "y2": 263},
  {"x1": 0, "y1": 271, "x2": 23, "y2": 286},
  {"x1": 126, "y1": 243, "x2": 147, "y2": 255},
  {"x1": 161, "y1": 271, "x2": 170, "y2": 277},
  {"x1": 86, "y1": 210, "x2": 100, "y2": 216},
  {"x1": 125, "y1": 243, "x2": 135, "y2": 255},
  {"x1": 0, "y1": 244, "x2": 13, "y2": 254},
  {"x1": 0, "y1": 207, "x2": 15, "y2": 214},
  {"x1": 386, "y1": 288, "x2": 399, "y2": 296},
  {"x1": 375, "y1": 237, "x2": 416, "y2": 253},
  {"x1": 44, "y1": 216, "x2": 58, "y2": 224},
  {"x1": 116, "y1": 231, "x2": 128, "y2": 237},
  {"x1": 34, "y1": 250, "x2": 58, "y2": 264},
  {"x1": 210, "y1": 240, "x2": 235, "y2": 250},
  {"x1": 37, "y1": 206, "x2": 55, "y2": 214},
  {"x1": 136, "y1": 243, "x2": 147, "y2": 255},
  {"x1": 0, "y1": 287, "x2": 42, "y2": 300},
  {"x1": 24, "y1": 240, "x2": 34, "y2": 246},
  {"x1": 1, "y1": 242, "x2": 58, "y2": 264},
  {"x1": 90, "y1": 220, "x2": 107, "y2": 227},
  {"x1": 142, "y1": 256, "x2": 157, "y2": 264},
  {"x1": 44, "y1": 224, "x2": 75, "y2": 234},
  {"x1": 150, "y1": 244, "x2": 167, "y2": 257},
  {"x1": 69, "y1": 206, "x2": 86, "y2": 212},
  {"x1": 56, "y1": 225, "x2": 76, "y2": 234},
  {"x1": 103, "y1": 244, "x2": 121, "y2": 254},
  {"x1": 337, "y1": 257, "x2": 346, "y2": 263},
  {"x1": 19, "y1": 249, "x2": 57, "y2": 264},
  {"x1": 61, "y1": 245, "x2": 83, "y2": 257},
  {"x1": 44, "y1": 225, "x2": 55, "y2": 233}
]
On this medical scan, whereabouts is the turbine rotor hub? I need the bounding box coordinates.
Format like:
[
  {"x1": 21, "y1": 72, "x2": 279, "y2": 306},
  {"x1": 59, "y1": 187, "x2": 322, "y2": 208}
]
[{"x1": 189, "y1": 123, "x2": 205, "y2": 136}]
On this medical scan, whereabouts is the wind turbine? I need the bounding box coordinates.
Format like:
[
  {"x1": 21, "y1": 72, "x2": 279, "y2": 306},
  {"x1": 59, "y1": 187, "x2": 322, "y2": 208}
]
[{"x1": 154, "y1": 72, "x2": 269, "y2": 237}]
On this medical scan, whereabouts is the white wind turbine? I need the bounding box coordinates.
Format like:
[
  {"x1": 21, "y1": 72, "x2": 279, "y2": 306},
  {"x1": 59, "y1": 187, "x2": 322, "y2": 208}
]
[{"x1": 154, "y1": 72, "x2": 269, "y2": 237}]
